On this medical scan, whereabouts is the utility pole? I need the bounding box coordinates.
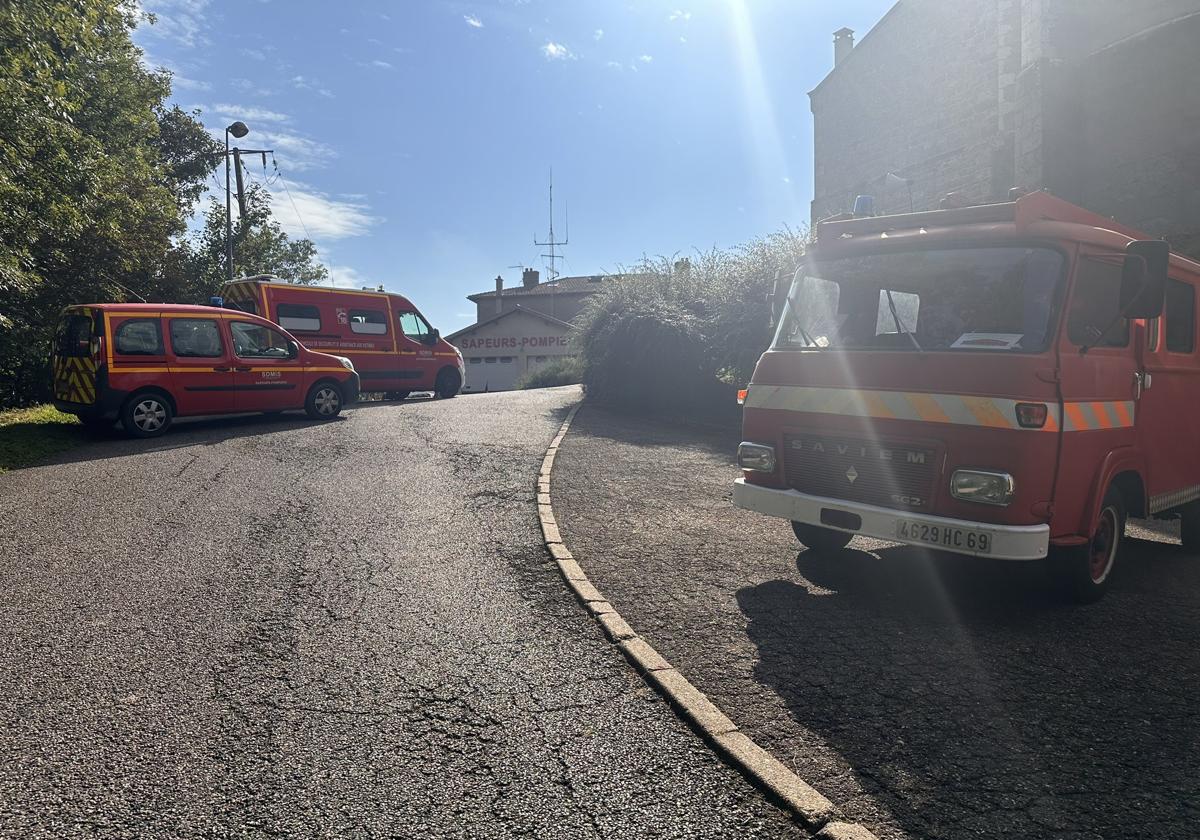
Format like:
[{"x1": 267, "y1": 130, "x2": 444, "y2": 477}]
[
  {"x1": 218, "y1": 121, "x2": 273, "y2": 285},
  {"x1": 534, "y1": 169, "x2": 568, "y2": 284}
]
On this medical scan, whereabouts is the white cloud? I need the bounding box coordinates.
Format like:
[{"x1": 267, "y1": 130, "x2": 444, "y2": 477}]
[
  {"x1": 638, "y1": 54, "x2": 653, "y2": 63},
  {"x1": 605, "y1": 60, "x2": 624, "y2": 70},
  {"x1": 291, "y1": 75, "x2": 335, "y2": 98},
  {"x1": 138, "y1": 0, "x2": 212, "y2": 48},
  {"x1": 327, "y1": 264, "x2": 371, "y2": 289},
  {"x1": 239, "y1": 47, "x2": 266, "y2": 61},
  {"x1": 269, "y1": 185, "x2": 378, "y2": 241},
  {"x1": 594, "y1": 28, "x2": 604, "y2": 41},
  {"x1": 668, "y1": 9, "x2": 691, "y2": 22},
  {"x1": 201, "y1": 103, "x2": 290, "y2": 124},
  {"x1": 542, "y1": 41, "x2": 573, "y2": 60},
  {"x1": 464, "y1": 14, "x2": 483, "y2": 28},
  {"x1": 370, "y1": 59, "x2": 393, "y2": 69}
]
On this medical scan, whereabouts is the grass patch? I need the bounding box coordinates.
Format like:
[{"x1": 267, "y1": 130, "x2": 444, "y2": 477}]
[{"x1": 0, "y1": 405, "x2": 88, "y2": 473}]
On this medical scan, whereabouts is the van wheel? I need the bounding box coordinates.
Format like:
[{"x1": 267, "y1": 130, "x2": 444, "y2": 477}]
[
  {"x1": 1050, "y1": 486, "x2": 1124, "y2": 603},
  {"x1": 305, "y1": 382, "x2": 343, "y2": 420},
  {"x1": 384, "y1": 391, "x2": 411, "y2": 401},
  {"x1": 435, "y1": 369, "x2": 461, "y2": 399},
  {"x1": 792, "y1": 522, "x2": 853, "y2": 553},
  {"x1": 121, "y1": 393, "x2": 173, "y2": 438}
]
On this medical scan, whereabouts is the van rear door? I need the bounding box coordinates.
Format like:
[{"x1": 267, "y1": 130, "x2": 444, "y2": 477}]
[{"x1": 52, "y1": 308, "x2": 100, "y2": 408}]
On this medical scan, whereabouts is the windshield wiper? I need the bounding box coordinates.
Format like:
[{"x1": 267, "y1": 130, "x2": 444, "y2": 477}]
[{"x1": 884, "y1": 289, "x2": 922, "y2": 351}]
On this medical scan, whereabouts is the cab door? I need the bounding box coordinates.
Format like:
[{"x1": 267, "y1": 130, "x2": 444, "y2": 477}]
[
  {"x1": 1054, "y1": 248, "x2": 1140, "y2": 534},
  {"x1": 228, "y1": 319, "x2": 307, "y2": 412},
  {"x1": 165, "y1": 315, "x2": 235, "y2": 416},
  {"x1": 1135, "y1": 274, "x2": 1200, "y2": 511},
  {"x1": 395, "y1": 309, "x2": 440, "y2": 388}
]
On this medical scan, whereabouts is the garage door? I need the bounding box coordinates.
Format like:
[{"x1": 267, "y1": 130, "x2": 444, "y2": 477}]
[{"x1": 463, "y1": 355, "x2": 521, "y2": 392}]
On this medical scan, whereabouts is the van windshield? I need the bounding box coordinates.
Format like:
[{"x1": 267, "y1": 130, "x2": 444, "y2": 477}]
[{"x1": 772, "y1": 247, "x2": 1064, "y2": 353}]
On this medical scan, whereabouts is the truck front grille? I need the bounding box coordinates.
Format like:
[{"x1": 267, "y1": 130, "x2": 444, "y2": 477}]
[{"x1": 782, "y1": 433, "x2": 938, "y2": 511}]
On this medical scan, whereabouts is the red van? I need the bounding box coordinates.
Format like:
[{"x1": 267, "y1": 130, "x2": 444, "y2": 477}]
[
  {"x1": 221, "y1": 277, "x2": 465, "y2": 400},
  {"x1": 734, "y1": 191, "x2": 1195, "y2": 602},
  {"x1": 51, "y1": 303, "x2": 360, "y2": 437}
]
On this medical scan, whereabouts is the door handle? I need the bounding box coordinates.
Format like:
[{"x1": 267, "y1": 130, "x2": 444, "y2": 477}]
[
  {"x1": 212, "y1": 366, "x2": 231, "y2": 372},
  {"x1": 234, "y1": 366, "x2": 252, "y2": 372},
  {"x1": 1134, "y1": 371, "x2": 1152, "y2": 398}
]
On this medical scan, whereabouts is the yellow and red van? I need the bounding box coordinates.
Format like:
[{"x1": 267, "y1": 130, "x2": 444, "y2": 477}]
[
  {"x1": 52, "y1": 303, "x2": 360, "y2": 437},
  {"x1": 220, "y1": 277, "x2": 465, "y2": 400}
]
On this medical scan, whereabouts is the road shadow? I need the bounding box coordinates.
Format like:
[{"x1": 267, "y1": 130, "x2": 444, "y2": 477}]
[
  {"x1": 736, "y1": 535, "x2": 1200, "y2": 839},
  {"x1": 569, "y1": 404, "x2": 742, "y2": 455}
]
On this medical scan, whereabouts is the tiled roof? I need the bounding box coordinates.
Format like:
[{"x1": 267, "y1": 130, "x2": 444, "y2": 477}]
[
  {"x1": 467, "y1": 274, "x2": 611, "y2": 301},
  {"x1": 445, "y1": 304, "x2": 573, "y2": 342}
]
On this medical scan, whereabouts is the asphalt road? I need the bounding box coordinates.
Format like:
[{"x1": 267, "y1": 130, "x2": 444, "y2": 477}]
[
  {"x1": 553, "y1": 405, "x2": 1200, "y2": 840},
  {"x1": 0, "y1": 387, "x2": 807, "y2": 839}
]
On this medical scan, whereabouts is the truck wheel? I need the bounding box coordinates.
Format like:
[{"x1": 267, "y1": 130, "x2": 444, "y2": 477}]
[
  {"x1": 792, "y1": 522, "x2": 853, "y2": 553},
  {"x1": 121, "y1": 392, "x2": 173, "y2": 438},
  {"x1": 1179, "y1": 501, "x2": 1200, "y2": 552},
  {"x1": 305, "y1": 381, "x2": 343, "y2": 420},
  {"x1": 435, "y1": 368, "x2": 461, "y2": 399},
  {"x1": 1050, "y1": 486, "x2": 1124, "y2": 604}
]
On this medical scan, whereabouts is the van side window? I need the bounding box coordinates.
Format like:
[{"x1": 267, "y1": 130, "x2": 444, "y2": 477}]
[
  {"x1": 1067, "y1": 258, "x2": 1128, "y2": 347},
  {"x1": 349, "y1": 309, "x2": 387, "y2": 335},
  {"x1": 169, "y1": 318, "x2": 225, "y2": 358},
  {"x1": 277, "y1": 303, "x2": 321, "y2": 332},
  {"x1": 115, "y1": 319, "x2": 163, "y2": 355},
  {"x1": 231, "y1": 321, "x2": 292, "y2": 359},
  {"x1": 1165, "y1": 279, "x2": 1195, "y2": 353},
  {"x1": 397, "y1": 311, "x2": 430, "y2": 340}
]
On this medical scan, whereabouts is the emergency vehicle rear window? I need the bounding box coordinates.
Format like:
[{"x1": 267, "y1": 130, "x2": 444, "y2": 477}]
[
  {"x1": 277, "y1": 303, "x2": 321, "y2": 332},
  {"x1": 1165, "y1": 279, "x2": 1195, "y2": 353},
  {"x1": 115, "y1": 319, "x2": 163, "y2": 356},
  {"x1": 56, "y1": 314, "x2": 93, "y2": 358},
  {"x1": 226, "y1": 299, "x2": 258, "y2": 315},
  {"x1": 170, "y1": 319, "x2": 225, "y2": 358},
  {"x1": 349, "y1": 309, "x2": 387, "y2": 335}
]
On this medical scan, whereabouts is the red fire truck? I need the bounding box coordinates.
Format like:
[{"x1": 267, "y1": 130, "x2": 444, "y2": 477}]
[
  {"x1": 220, "y1": 278, "x2": 464, "y2": 400},
  {"x1": 734, "y1": 191, "x2": 1195, "y2": 602}
]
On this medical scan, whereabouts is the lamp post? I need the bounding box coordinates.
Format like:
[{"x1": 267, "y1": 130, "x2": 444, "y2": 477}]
[{"x1": 224, "y1": 121, "x2": 249, "y2": 283}]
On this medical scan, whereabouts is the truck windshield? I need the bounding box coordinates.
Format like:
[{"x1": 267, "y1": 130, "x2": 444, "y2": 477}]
[{"x1": 773, "y1": 247, "x2": 1064, "y2": 353}]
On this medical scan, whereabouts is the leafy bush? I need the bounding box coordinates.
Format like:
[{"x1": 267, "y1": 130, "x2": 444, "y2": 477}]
[
  {"x1": 574, "y1": 229, "x2": 808, "y2": 418},
  {"x1": 517, "y1": 356, "x2": 583, "y2": 389}
]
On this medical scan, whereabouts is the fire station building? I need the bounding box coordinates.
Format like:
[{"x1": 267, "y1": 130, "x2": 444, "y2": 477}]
[{"x1": 447, "y1": 269, "x2": 610, "y2": 392}]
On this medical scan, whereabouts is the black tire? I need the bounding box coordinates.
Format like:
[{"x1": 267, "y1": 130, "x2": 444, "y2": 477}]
[
  {"x1": 383, "y1": 391, "x2": 411, "y2": 401},
  {"x1": 120, "y1": 392, "x2": 173, "y2": 438},
  {"x1": 435, "y1": 368, "x2": 461, "y2": 399},
  {"x1": 1050, "y1": 486, "x2": 1124, "y2": 604},
  {"x1": 1180, "y1": 501, "x2": 1200, "y2": 552},
  {"x1": 305, "y1": 381, "x2": 343, "y2": 420},
  {"x1": 791, "y1": 521, "x2": 854, "y2": 553}
]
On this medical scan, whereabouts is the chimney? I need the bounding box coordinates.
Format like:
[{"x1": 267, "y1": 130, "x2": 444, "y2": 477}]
[
  {"x1": 833, "y1": 27, "x2": 854, "y2": 67},
  {"x1": 495, "y1": 275, "x2": 504, "y2": 315},
  {"x1": 522, "y1": 268, "x2": 540, "y2": 289}
]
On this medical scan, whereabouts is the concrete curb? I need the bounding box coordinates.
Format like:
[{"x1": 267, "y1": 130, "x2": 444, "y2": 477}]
[{"x1": 539, "y1": 401, "x2": 880, "y2": 838}]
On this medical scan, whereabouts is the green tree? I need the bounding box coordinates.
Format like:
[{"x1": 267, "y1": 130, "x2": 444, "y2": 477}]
[{"x1": 0, "y1": 0, "x2": 217, "y2": 406}]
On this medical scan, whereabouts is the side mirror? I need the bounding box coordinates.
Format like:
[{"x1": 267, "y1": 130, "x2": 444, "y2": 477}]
[
  {"x1": 422, "y1": 329, "x2": 439, "y2": 346},
  {"x1": 287, "y1": 340, "x2": 300, "y2": 359},
  {"x1": 768, "y1": 270, "x2": 786, "y2": 328},
  {"x1": 1121, "y1": 240, "x2": 1169, "y2": 319}
]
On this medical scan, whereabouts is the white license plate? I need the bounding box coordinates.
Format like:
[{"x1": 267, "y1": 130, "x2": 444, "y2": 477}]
[{"x1": 896, "y1": 520, "x2": 992, "y2": 554}]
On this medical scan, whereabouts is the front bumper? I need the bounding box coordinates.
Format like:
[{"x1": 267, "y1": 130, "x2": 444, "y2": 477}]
[
  {"x1": 343, "y1": 373, "x2": 361, "y2": 404},
  {"x1": 733, "y1": 479, "x2": 1049, "y2": 561}
]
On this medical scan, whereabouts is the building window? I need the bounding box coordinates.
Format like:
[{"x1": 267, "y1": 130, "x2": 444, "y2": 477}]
[
  {"x1": 169, "y1": 318, "x2": 225, "y2": 358},
  {"x1": 499, "y1": 356, "x2": 514, "y2": 363},
  {"x1": 115, "y1": 319, "x2": 163, "y2": 356},
  {"x1": 469, "y1": 357, "x2": 482, "y2": 364},
  {"x1": 349, "y1": 309, "x2": 388, "y2": 335},
  {"x1": 277, "y1": 303, "x2": 321, "y2": 332},
  {"x1": 1165, "y1": 279, "x2": 1195, "y2": 354},
  {"x1": 485, "y1": 357, "x2": 497, "y2": 363}
]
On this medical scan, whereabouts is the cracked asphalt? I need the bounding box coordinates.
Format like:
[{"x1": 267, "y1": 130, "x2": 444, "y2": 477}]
[
  {"x1": 553, "y1": 404, "x2": 1200, "y2": 840},
  {"x1": 0, "y1": 386, "x2": 807, "y2": 839}
]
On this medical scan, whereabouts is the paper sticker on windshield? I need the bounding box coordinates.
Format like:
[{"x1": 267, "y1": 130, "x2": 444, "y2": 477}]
[{"x1": 951, "y1": 333, "x2": 1024, "y2": 350}]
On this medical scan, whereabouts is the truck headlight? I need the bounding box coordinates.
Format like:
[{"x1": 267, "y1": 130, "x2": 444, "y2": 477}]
[
  {"x1": 737, "y1": 442, "x2": 776, "y2": 473},
  {"x1": 333, "y1": 355, "x2": 355, "y2": 371},
  {"x1": 950, "y1": 470, "x2": 1015, "y2": 506}
]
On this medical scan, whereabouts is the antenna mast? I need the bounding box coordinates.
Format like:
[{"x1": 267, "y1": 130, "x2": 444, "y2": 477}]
[{"x1": 534, "y1": 168, "x2": 568, "y2": 283}]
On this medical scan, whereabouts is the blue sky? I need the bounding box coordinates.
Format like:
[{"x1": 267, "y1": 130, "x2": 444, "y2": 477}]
[{"x1": 135, "y1": 0, "x2": 894, "y2": 330}]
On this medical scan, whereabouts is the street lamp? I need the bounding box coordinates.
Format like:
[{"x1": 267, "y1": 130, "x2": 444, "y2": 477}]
[{"x1": 225, "y1": 121, "x2": 249, "y2": 284}]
